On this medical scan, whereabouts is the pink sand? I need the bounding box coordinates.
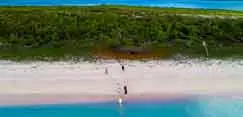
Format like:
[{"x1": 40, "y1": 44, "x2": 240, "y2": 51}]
[{"x1": 0, "y1": 59, "x2": 243, "y2": 106}]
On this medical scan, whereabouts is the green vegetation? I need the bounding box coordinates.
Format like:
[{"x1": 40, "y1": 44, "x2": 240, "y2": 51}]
[{"x1": 1, "y1": 5, "x2": 243, "y2": 61}]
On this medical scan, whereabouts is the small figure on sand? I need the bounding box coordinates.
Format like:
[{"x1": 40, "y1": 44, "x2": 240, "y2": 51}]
[
  {"x1": 121, "y1": 65, "x2": 125, "y2": 71},
  {"x1": 123, "y1": 85, "x2": 128, "y2": 95},
  {"x1": 105, "y1": 67, "x2": 108, "y2": 75}
]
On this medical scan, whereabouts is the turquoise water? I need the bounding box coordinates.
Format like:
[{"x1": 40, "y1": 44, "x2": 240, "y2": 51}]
[
  {"x1": 0, "y1": 97, "x2": 243, "y2": 117},
  {"x1": 1, "y1": 0, "x2": 243, "y2": 10}
]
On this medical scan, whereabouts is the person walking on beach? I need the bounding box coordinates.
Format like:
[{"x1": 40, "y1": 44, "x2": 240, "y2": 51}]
[
  {"x1": 105, "y1": 67, "x2": 108, "y2": 75},
  {"x1": 121, "y1": 65, "x2": 125, "y2": 71},
  {"x1": 123, "y1": 85, "x2": 128, "y2": 95}
]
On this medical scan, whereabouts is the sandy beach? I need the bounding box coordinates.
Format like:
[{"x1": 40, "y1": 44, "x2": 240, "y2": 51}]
[{"x1": 0, "y1": 59, "x2": 243, "y2": 106}]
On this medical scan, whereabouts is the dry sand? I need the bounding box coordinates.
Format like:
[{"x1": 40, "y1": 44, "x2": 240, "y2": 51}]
[{"x1": 0, "y1": 59, "x2": 243, "y2": 106}]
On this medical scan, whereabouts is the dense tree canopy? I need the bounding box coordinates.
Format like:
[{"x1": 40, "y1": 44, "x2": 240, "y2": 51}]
[{"x1": 0, "y1": 6, "x2": 243, "y2": 60}]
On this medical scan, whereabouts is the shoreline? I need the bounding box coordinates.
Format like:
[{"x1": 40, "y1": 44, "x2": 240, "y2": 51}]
[
  {"x1": 0, "y1": 93, "x2": 190, "y2": 106},
  {"x1": 0, "y1": 93, "x2": 243, "y2": 107},
  {"x1": 0, "y1": 3, "x2": 243, "y2": 12}
]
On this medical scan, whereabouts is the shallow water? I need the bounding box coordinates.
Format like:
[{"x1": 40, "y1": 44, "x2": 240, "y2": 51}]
[
  {"x1": 0, "y1": 97, "x2": 242, "y2": 117},
  {"x1": 1, "y1": 0, "x2": 243, "y2": 11}
]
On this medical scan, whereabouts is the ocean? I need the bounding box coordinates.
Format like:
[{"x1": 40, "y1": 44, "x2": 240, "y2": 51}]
[
  {"x1": 0, "y1": 96, "x2": 242, "y2": 117},
  {"x1": 0, "y1": 0, "x2": 243, "y2": 10}
]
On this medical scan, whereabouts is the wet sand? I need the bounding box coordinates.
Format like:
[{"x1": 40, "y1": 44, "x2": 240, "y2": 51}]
[{"x1": 0, "y1": 59, "x2": 243, "y2": 106}]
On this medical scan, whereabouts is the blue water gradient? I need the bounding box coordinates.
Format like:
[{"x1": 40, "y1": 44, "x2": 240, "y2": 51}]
[
  {"x1": 1, "y1": 0, "x2": 243, "y2": 11},
  {"x1": 0, "y1": 96, "x2": 242, "y2": 117}
]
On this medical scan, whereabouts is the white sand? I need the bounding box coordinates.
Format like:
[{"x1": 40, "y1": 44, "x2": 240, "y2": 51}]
[{"x1": 0, "y1": 59, "x2": 243, "y2": 105}]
